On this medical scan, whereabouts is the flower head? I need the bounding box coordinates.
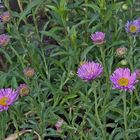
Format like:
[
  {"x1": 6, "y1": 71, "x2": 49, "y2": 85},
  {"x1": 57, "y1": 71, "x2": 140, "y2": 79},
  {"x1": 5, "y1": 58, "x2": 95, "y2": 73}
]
[
  {"x1": 23, "y1": 67, "x2": 35, "y2": 78},
  {"x1": 0, "y1": 34, "x2": 9, "y2": 47},
  {"x1": 135, "y1": 69, "x2": 140, "y2": 79},
  {"x1": 0, "y1": 4, "x2": 4, "y2": 9},
  {"x1": 77, "y1": 61, "x2": 103, "y2": 81},
  {"x1": 0, "y1": 88, "x2": 18, "y2": 112},
  {"x1": 1, "y1": 12, "x2": 11, "y2": 23},
  {"x1": 116, "y1": 47, "x2": 127, "y2": 57},
  {"x1": 125, "y1": 20, "x2": 140, "y2": 35},
  {"x1": 55, "y1": 119, "x2": 64, "y2": 132},
  {"x1": 18, "y1": 84, "x2": 30, "y2": 96},
  {"x1": 110, "y1": 68, "x2": 138, "y2": 92},
  {"x1": 91, "y1": 32, "x2": 105, "y2": 45}
]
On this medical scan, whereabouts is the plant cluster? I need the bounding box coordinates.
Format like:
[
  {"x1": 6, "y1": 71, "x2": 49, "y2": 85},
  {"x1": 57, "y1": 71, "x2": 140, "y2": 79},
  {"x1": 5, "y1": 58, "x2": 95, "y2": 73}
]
[{"x1": 0, "y1": 0, "x2": 140, "y2": 140}]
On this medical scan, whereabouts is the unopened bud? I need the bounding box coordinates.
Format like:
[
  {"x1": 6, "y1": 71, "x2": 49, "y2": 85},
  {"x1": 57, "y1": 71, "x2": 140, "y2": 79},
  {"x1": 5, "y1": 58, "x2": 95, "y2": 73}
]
[
  {"x1": 116, "y1": 47, "x2": 127, "y2": 57},
  {"x1": 120, "y1": 59, "x2": 128, "y2": 65},
  {"x1": 23, "y1": 67, "x2": 35, "y2": 78},
  {"x1": 18, "y1": 84, "x2": 30, "y2": 96},
  {"x1": 55, "y1": 119, "x2": 64, "y2": 132},
  {"x1": 135, "y1": 69, "x2": 140, "y2": 79},
  {"x1": 122, "y1": 4, "x2": 128, "y2": 10},
  {"x1": 0, "y1": 34, "x2": 10, "y2": 47},
  {"x1": 1, "y1": 12, "x2": 11, "y2": 23}
]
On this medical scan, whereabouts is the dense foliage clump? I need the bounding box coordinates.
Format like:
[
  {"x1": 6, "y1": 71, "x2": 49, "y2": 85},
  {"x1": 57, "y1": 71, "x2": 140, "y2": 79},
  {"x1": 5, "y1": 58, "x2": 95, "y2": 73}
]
[{"x1": 0, "y1": 0, "x2": 140, "y2": 140}]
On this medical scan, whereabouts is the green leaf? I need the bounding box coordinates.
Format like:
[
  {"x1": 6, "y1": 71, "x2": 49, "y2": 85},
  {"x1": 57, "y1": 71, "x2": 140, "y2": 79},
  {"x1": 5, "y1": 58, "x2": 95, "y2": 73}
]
[
  {"x1": 18, "y1": 0, "x2": 44, "y2": 24},
  {"x1": 81, "y1": 45, "x2": 95, "y2": 60},
  {"x1": 60, "y1": 94, "x2": 78, "y2": 105}
]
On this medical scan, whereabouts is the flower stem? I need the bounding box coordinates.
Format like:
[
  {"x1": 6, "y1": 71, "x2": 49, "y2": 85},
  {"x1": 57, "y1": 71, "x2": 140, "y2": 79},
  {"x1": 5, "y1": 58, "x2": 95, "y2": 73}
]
[
  {"x1": 99, "y1": 46, "x2": 110, "y2": 108},
  {"x1": 128, "y1": 36, "x2": 140, "y2": 104},
  {"x1": 17, "y1": 0, "x2": 28, "y2": 24},
  {"x1": 94, "y1": 91, "x2": 106, "y2": 140},
  {"x1": 99, "y1": 46, "x2": 108, "y2": 78},
  {"x1": 122, "y1": 92, "x2": 129, "y2": 140},
  {"x1": 10, "y1": 45, "x2": 25, "y2": 69},
  {"x1": 99, "y1": 46, "x2": 110, "y2": 135},
  {"x1": 130, "y1": 93, "x2": 133, "y2": 110}
]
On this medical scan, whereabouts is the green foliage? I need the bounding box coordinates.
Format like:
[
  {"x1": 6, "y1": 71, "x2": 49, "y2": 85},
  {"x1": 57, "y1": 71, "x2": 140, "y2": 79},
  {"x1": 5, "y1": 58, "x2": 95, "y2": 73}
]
[{"x1": 0, "y1": 0, "x2": 140, "y2": 139}]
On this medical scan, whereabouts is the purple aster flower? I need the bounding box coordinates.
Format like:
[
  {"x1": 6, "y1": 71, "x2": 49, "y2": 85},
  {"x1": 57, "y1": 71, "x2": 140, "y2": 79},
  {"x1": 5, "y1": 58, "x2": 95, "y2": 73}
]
[
  {"x1": 0, "y1": 4, "x2": 4, "y2": 9},
  {"x1": 0, "y1": 34, "x2": 9, "y2": 47},
  {"x1": 77, "y1": 61, "x2": 103, "y2": 81},
  {"x1": 110, "y1": 68, "x2": 138, "y2": 92},
  {"x1": 125, "y1": 20, "x2": 140, "y2": 35},
  {"x1": 137, "y1": 19, "x2": 140, "y2": 25},
  {"x1": 0, "y1": 88, "x2": 19, "y2": 112},
  {"x1": 91, "y1": 32, "x2": 105, "y2": 45}
]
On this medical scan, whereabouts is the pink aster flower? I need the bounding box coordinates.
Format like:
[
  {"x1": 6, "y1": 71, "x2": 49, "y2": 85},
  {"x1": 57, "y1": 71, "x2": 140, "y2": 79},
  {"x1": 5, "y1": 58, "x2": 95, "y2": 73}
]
[
  {"x1": 0, "y1": 88, "x2": 18, "y2": 112},
  {"x1": 91, "y1": 32, "x2": 105, "y2": 45},
  {"x1": 110, "y1": 68, "x2": 138, "y2": 92},
  {"x1": 0, "y1": 34, "x2": 10, "y2": 47},
  {"x1": 77, "y1": 61, "x2": 103, "y2": 81}
]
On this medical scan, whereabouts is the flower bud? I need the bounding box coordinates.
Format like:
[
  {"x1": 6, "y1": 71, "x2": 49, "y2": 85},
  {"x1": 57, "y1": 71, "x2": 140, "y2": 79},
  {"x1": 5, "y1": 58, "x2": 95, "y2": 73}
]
[
  {"x1": 23, "y1": 67, "x2": 35, "y2": 78},
  {"x1": 120, "y1": 59, "x2": 128, "y2": 66},
  {"x1": 55, "y1": 119, "x2": 64, "y2": 132},
  {"x1": 91, "y1": 32, "x2": 105, "y2": 45},
  {"x1": 135, "y1": 69, "x2": 140, "y2": 79},
  {"x1": 0, "y1": 3, "x2": 4, "y2": 9},
  {"x1": 116, "y1": 47, "x2": 127, "y2": 57},
  {"x1": 69, "y1": 71, "x2": 74, "y2": 77},
  {"x1": 0, "y1": 34, "x2": 10, "y2": 47},
  {"x1": 18, "y1": 84, "x2": 30, "y2": 96},
  {"x1": 1, "y1": 12, "x2": 11, "y2": 23},
  {"x1": 122, "y1": 4, "x2": 128, "y2": 10}
]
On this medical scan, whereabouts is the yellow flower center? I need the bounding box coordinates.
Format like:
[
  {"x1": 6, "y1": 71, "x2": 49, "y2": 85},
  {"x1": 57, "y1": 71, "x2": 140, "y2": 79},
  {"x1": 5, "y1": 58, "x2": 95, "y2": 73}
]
[
  {"x1": 118, "y1": 78, "x2": 129, "y2": 86},
  {"x1": 0, "y1": 97, "x2": 9, "y2": 106},
  {"x1": 129, "y1": 25, "x2": 138, "y2": 33}
]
